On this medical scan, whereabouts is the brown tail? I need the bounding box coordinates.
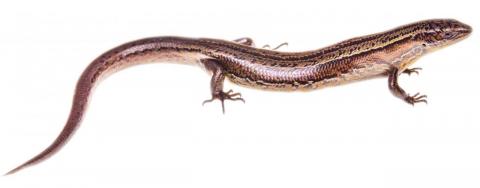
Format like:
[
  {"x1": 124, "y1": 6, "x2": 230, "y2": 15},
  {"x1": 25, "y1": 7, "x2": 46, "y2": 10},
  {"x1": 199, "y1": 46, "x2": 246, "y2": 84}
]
[
  {"x1": 5, "y1": 68, "x2": 95, "y2": 176},
  {"x1": 4, "y1": 37, "x2": 185, "y2": 175}
]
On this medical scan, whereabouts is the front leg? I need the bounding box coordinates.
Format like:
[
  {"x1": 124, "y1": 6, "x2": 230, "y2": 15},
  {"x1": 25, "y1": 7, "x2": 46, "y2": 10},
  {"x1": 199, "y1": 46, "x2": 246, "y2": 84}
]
[
  {"x1": 388, "y1": 68, "x2": 427, "y2": 105},
  {"x1": 201, "y1": 59, "x2": 245, "y2": 113}
]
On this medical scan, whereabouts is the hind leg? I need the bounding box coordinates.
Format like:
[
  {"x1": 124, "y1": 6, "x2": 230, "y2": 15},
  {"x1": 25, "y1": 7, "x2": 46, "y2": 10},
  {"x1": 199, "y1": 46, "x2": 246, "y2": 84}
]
[
  {"x1": 233, "y1": 37, "x2": 255, "y2": 47},
  {"x1": 233, "y1": 37, "x2": 288, "y2": 50},
  {"x1": 200, "y1": 59, "x2": 245, "y2": 113}
]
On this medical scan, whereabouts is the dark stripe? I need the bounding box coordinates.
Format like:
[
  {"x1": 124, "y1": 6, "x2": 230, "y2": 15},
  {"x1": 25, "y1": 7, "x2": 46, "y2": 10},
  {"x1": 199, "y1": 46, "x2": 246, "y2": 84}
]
[
  {"x1": 199, "y1": 23, "x2": 423, "y2": 62},
  {"x1": 230, "y1": 35, "x2": 413, "y2": 86}
]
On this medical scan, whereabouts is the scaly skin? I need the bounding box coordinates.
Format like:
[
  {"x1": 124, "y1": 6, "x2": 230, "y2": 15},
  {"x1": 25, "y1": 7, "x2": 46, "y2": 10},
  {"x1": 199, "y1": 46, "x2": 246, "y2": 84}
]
[{"x1": 5, "y1": 19, "x2": 471, "y2": 175}]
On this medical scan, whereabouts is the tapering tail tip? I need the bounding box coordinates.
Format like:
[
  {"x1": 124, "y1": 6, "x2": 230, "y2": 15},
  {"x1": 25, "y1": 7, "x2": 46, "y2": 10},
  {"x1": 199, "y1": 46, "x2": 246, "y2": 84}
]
[{"x1": 4, "y1": 164, "x2": 27, "y2": 176}]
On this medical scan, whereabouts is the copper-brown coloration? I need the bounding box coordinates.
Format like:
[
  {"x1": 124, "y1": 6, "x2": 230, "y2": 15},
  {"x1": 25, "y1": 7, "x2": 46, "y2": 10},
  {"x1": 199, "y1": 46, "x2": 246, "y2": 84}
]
[{"x1": 5, "y1": 19, "x2": 471, "y2": 175}]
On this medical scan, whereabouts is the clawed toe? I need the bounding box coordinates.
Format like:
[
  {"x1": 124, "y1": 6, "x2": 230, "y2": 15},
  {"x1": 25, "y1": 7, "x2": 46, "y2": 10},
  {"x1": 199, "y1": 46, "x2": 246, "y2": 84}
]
[
  {"x1": 262, "y1": 42, "x2": 288, "y2": 50},
  {"x1": 405, "y1": 92, "x2": 428, "y2": 105},
  {"x1": 403, "y1": 67, "x2": 422, "y2": 76},
  {"x1": 225, "y1": 89, "x2": 242, "y2": 98},
  {"x1": 202, "y1": 90, "x2": 245, "y2": 113},
  {"x1": 202, "y1": 98, "x2": 215, "y2": 106}
]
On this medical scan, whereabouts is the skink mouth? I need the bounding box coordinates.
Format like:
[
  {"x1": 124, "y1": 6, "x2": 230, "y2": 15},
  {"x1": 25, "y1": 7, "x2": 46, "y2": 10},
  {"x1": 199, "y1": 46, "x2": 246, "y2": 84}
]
[
  {"x1": 461, "y1": 23, "x2": 473, "y2": 34},
  {"x1": 454, "y1": 21, "x2": 472, "y2": 39},
  {"x1": 457, "y1": 24, "x2": 472, "y2": 38},
  {"x1": 456, "y1": 28, "x2": 472, "y2": 41}
]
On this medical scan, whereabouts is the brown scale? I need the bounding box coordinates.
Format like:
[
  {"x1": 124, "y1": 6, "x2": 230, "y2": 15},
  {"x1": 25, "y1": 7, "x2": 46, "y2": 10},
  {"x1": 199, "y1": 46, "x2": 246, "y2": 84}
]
[{"x1": 5, "y1": 19, "x2": 472, "y2": 176}]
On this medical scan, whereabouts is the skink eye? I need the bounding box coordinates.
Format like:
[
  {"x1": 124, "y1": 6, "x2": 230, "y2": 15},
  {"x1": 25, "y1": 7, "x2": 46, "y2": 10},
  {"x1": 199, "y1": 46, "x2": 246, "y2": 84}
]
[{"x1": 442, "y1": 32, "x2": 457, "y2": 39}]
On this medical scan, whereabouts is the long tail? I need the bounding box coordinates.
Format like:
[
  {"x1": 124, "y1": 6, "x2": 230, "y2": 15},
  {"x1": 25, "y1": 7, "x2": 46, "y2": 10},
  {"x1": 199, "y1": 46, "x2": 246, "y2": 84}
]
[
  {"x1": 5, "y1": 65, "x2": 95, "y2": 176},
  {"x1": 4, "y1": 37, "x2": 207, "y2": 175}
]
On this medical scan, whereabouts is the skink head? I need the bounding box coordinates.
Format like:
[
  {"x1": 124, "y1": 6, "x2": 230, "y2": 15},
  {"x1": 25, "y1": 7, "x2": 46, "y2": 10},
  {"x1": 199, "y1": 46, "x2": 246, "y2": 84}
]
[{"x1": 415, "y1": 19, "x2": 472, "y2": 49}]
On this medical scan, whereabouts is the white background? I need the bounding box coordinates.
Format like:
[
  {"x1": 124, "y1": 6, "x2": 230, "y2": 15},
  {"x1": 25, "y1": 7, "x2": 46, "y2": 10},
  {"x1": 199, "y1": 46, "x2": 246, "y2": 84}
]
[{"x1": 0, "y1": 0, "x2": 479, "y2": 187}]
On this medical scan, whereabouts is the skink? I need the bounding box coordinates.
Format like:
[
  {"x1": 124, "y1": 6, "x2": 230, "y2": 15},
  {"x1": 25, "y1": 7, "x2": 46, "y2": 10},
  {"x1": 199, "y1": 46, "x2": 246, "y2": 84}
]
[{"x1": 5, "y1": 19, "x2": 472, "y2": 175}]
